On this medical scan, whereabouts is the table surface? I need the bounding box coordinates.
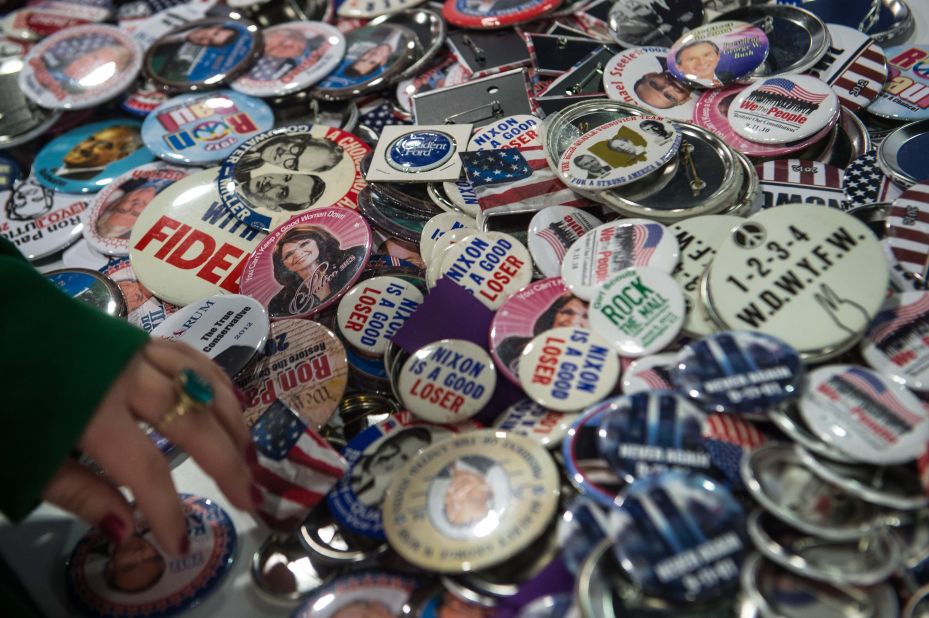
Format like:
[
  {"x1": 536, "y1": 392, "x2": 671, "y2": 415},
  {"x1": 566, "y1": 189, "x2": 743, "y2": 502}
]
[{"x1": 3, "y1": 5, "x2": 929, "y2": 617}]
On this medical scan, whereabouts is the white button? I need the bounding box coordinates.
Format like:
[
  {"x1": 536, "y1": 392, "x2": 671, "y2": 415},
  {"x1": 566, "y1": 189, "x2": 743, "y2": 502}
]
[{"x1": 337, "y1": 276, "x2": 424, "y2": 357}]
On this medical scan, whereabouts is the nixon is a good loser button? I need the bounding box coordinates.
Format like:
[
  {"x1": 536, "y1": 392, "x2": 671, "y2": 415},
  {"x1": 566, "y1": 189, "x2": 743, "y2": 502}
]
[
  {"x1": 337, "y1": 276, "x2": 423, "y2": 357},
  {"x1": 439, "y1": 231, "x2": 533, "y2": 310}
]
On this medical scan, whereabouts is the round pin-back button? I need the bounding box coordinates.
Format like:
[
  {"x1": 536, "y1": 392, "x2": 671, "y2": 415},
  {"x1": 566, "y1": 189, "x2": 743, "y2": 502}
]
[
  {"x1": 337, "y1": 276, "x2": 424, "y2": 356},
  {"x1": 293, "y1": 571, "x2": 420, "y2": 617},
  {"x1": 0, "y1": 178, "x2": 87, "y2": 261},
  {"x1": 867, "y1": 45, "x2": 929, "y2": 122},
  {"x1": 492, "y1": 399, "x2": 577, "y2": 449},
  {"x1": 755, "y1": 159, "x2": 846, "y2": 210},
  {"x1": 398, "y1": 339, "x2": 496, "y2": 423},
  {"x1": 610, "y1": 470, "x2": 747, "y2": 603},
  {"x1": 442, "y1": 0, "x2": 561, "y2": 29},
  {"x1": 667, "y1": 21, "x2": 769, "y2": 88},
  {"x1": 230, "y1": 22, "x2": 345, "y2": 98},
  {"x1": 670, "y1": 215, "x2": 742, "y2": 337},
  {"x1": 250, "y1": 533, "x2": 327, "y2": 603},
  {"x1": 83, "y1": 163, "x2": 188, "y2": 256},
  {"x1": 327, "y1": 411, "x2": 474, "y2": 539},
  {"x1": 120, "y1": 83, "x2": 168, "y2": 118},
  {"x1": 66, "y1": 494, "x2": 235, "y2": 618},
  {"x1": 490, "y1": 277, "x2": 589, "y2": 385},
  {"x1": 3, "y1": 4, "x2": 110, "y2": 43},
  {"x1": 141, "y1": 90, "x2": 273, "y2": 166},
  {"x1": 338, "y1": 0, "x2": 427, "y2": 18},
  {"x1": 878, "y1": 119, "x2": 929, "y2": 188},
  {"x1": 808, "y1": 24, "x2": 888, "y2": 113},
  {"x1": 883, "y1": 183, "x2": 929, "y2": 288},
  {"x1": 420, "y1": 211, "x2": 476, "y2": 265},
  {"x1": 608, "y1": 0, "x2": 704, "y2": 49},
  {"x1": 768, "y1": 403, "x2": 857, "y2": 463},
  {"x1": 562, "y1": 397, "x2": 627, "y2": 506},
  {"x1": 19, "y1": 24, "x2": 140, "y2": 111},
  {"x1": 46, "y1": 267, "x2": 127, "y2": 317},
  {"x1": 728, "y1": 74, "x2": 839, "y2": 145},
  {"x1": 218, "y1": 124, "x2": 371, "y2": 233},
  {"x1": 800, "y1": 364, "x2": 929, "y2": 465},
  {"x1": 151, "y1": 294, "x2": 268, "y2": 376},
  {"x1": 33, "y1": 119, "x2": 155, "y2": 194},
  {"x1": 438, "y1": 231, "x2": 533, "y2": 310},
  {"x1": 310, "y1": 24, "x2": 418, "y2": 101},
  {"x1": 239, "y1": 207, "x2": 371, "y2": 320},
  {"x1": 561, "y1": 219, "x2": 680, "y2": 301},
  {"x1": 99, "y1": 257, "x2": 177, "y2": 333},
  {"x1": 236, "y1": 318, "x2": 347, "y2": 428},
  {"x1": 63, "y1": 238, "x2": 109, "y2": 271},
  {"x1": 0, "y1": 53, "x2": 62, "y2": 148},
  {"x1": 590, "y1": 266, "x2": 686, "y2": 358},
  {"x1": 704, "y1": 204, "x2": 888, "y2": 360},
  {"x1": 557, "y1": 115, "x2": 681, "y2": 190},
  {"x1": 862, "y1": 292, "x2": 929, "y2": 392},
  {"x1": 621, "y1": 353, "x2": 676, "y2": 394},
  {"x1": 396, "y1": 58, "x2": 469, "y2": 114},
  {"x1": 383, "y1": 430, "x2": 560, "y2": 573},
  {"x1": 386, "y1": 130, "x2": 456, "y2": 173},
  {"x1": 671, "y1": 331, "x2": 803, "y2": 414},
  {"x1": 143, "y1": 17, "x2": 261, "y2": 92},
  {"x1": 128, "y1": 168, "x2": 266, "y2": 306},
  {"x1": 519, "y1": 326, "x2": 620, "y2": 413},
  {"x1": 842, "y1": 151, "x2": 903, "y2": 211},
  {"x1": 527, "y1": 206, "x2": 602, "y2": 279},
  {"x1": 602, "y1": 47, "x2": 698, "y2": 122}
]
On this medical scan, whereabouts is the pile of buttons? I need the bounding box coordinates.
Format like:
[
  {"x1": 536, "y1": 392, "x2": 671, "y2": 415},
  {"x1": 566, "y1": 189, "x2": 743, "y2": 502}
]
[{"x1": 7, "y1": 0, "x2": 929, "y2": 615}]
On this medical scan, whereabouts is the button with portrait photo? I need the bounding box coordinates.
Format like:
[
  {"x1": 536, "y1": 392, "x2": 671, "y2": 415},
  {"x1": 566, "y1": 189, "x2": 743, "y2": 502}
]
[
  {"x1": 603, "y1": 47, "x2": 698, "y2": 121},
  {"x1": 667, "y1": 20, "x2": 769, "y2": 89}
]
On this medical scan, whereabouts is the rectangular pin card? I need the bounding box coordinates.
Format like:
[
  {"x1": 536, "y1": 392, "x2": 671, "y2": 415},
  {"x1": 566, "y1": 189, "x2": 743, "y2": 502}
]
[
  {"x1": 412, "y1": 68, "x2": 534, "y2": 127},
  {"x1": 537, "y1": 46, "x2": 613, "y2": 97},
  {"x1": 447, "y1": 30, "x2": 531, "y2": 78},
  {"x1": 526, "y1": 33, "x2": 617, "y2": 75}
]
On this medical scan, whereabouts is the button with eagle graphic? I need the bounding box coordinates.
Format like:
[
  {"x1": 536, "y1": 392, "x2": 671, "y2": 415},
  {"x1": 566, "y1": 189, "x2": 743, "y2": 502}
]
[
  {"x1": 755, "y1": 159, "x2": 846, "y2": 211},
  {"x1": 808, "y1": 24, "x2": 888, "y2": 113},
  {"x1": 527, "y1": 206, "x2": 602, "y2": 279},
  {"x1": 438, "y1": 231, "x2": 533, "y2": 310},
  {"x1": 603, "y1": 47, "x2": 698, "y2": 122},
  {"x1": 867, "y1": 45, "x2": 929, "y2": 122},
  {"x1": 862, "y1": 292, "x2": 929, "y2": 393},
  {"x1": 728, "y1": 74, "x2": 839, "y2": 145},
  {"x1": 0, "y1": 177, "x2": 87, "y2": 261},
  {"x1": 883, "y1": 183, "x2": 929, "y2": 289},
  {"x1": 842, "y1": 150, "x2": 903, "y2": 211},
  {"x1": 667, "y1": 20, "x2": 769, "y2": 89}
]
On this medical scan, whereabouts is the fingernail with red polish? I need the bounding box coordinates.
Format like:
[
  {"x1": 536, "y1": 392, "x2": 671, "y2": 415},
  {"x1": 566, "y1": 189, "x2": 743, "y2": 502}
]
[
  {"x1": 249, "y1": 484, "x2": 264, "y2": 507},
  {"x1": 233, "y1": 385, "x2": 248, "y2": 407},
  {"x1": 179, "y1": 533, "x2": 190, "y2": 555},
  {"x1": 99, "y1": 514, "x2": 126, "y2": 544}
]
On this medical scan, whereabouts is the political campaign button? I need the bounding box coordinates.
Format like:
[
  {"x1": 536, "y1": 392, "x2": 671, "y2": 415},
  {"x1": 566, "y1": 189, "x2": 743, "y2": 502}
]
[
  {"x1": 141, "y1": 90, "x2": 273, "y2": 166},
  {"x1": 0, "y1": 53, "x2": 61, "y2": 148},
  {"x1": 862, "y1": 292, "x2": 929, "y2": 392},
  {"x1": 543, "y1": 99, "x2": 646, "y2": 166},
  {"x1": 120, "y1": 83, "x2": 168, "y2": 117},
  {"x1": 728, "y1": 75, "x2": 839, "y2": 145},
  {"x1": 218, "y1": 124, "x2": 371, "y2": 233},
  {"x1": 557, "y1": 116, "x2": 681, "y2": 190},
  {"x1": 396, "y1": 57, "x2": 468, "y2": 114},
  {"x1": 143, "y1": 18, "x2": 261, "y2": 92},
  {"x1": 438, "y1": 231, "x2": 533, "y2": 310},
  {"x1": 33, "y1": 119, "x2": 155, "y2": 194},
  {"x1": 311, "y1": 24, "x2": 418, "y2": 101},
  {"x1": 667, "y1": 21, "x2": 768, "y2": 88},
  {"x1": 397, "y1": 339, "x2": 496, "y2": 423},
  {"x1": 239, "y1": 207, "x2": 371, "y2": 320},
  {"x1": 561, "y1": 219, "x2": 680, "y2": 301},
  {"x1": 768, "y1": 403, "x2": 857, "y2": 464},
  {"x1": 842, "y1": 150, "x2": 903, "y2": 211},
  {"x1": 442, "y1": 0, "x2": 560, "y2": 29},
  {"x1": 519, "y1": 327, "x2": 619, "y2": 413},
  {"x1": 671, "y1": 331, "x2": 803, "y2": 414},
  {"x1": 82, "y1": 163, "x2": 188, "y2": 256},
  {"x1": 151, "y1": 294, "x2": 268, "y2": 376},
  {"x1": 490, "y1": 277, "x2": 589, "y2": 384},
  {"x1": 359, "y1": 187, "x2": 432, "y2": 246},
  {"x1": 883, "y1": 183, "x2": 929, "y2": 288},
  {"x1": 46, "y1": 267, "x2": 127, "y2": 318},
  {"x1": 867, "y1": 45, "x2": 929, "y2": 122},
  {"x1": 66, "y1": 494, "x2": 235, "y2": 618},
  {"x1": 800, "y1": 364, "x2": 929, "y2": 465},
  {"x1": 366, "y1": 124, "x2": 472, "y2": 183},
  {"x1": 527, "y1": 207, "x2": 601, "y2": 279},
  {"x1": 18, "y1": 24, "x2": 140, "y2": 111},
  {"x1": 128, "y1": 168, "x2": 266, "y2": 306},
  {"x1": 327, "y1": 411, "x2": 470, "y2": 539},
  {"x1": 298, "y1": 500, "x2": 390, "y2": 567},
  {"x1": 117, "y1": 0, "x2": 216, "y2": 54},
  {"x1": 703, "y1": 204, "x2": 888, "y2": 360},
  {"x1": 63, "y1": 238, "x2": 110, "y2": 271},
  {"x1": 807, "y1": 24, "x2": 888, "y2": 113},
  {"x1": 230, "y1": 22, "x2": 345, "y2": 98},
  {"x1": 878, "y1": 119, "x2": 929, "y2": 188},
  {"x1": 420, "y1": 212, "x2": 476, "y2": 265},
  {"x1": 0, "y1": 178, "x2": 87, "y2": 261},
  {"x1": 607, "y1": 0, "x2": 703, "y2": 49},
  {"x1": 671, "y1": 215, "x2": 742, "y2": 337},
  {"x1": 236, "y1": 319, "x2": 347, "y2": 428},
  {"x1": 383, "y1": 430, "x2": 560, "y2": 572},
  {"x1": 492, "y1": 399, "x2": 577, "y2": 449},
  {"x1": 369, "y1": 8, "x2": 447, "y2": 83},
  {"x1": 741, "y1": 443, "x2": 880, "y2": 540},
  {"x1": 602, "y1": 47, "x2": 696, "y2": 122},
  {"x1": 338, "y1": 0, "x2": 427, "y2": 18},
  {"x1": 590, "y1": 266, "x2": 686, "y2": 358},
  {"x1": 337, "y1": 276, "x2": 423, "y2": 356},
  {"x1": 293, "y1": 572, "x2": 419, "y2": 618},
  {"x1": 610, "y1": 470, "x2": 747, "y2": 603},
  {"x1": 99, "y1": 257, "x2": 177, "y2": 333},
  {"x1": 755, "y1": 159, "x2": 846, "y2": 210},
  {"x1": 3, "y1": 4, "x2": 109, "y2": 43},
  {"x1": 621, "y1": 353, "x2": 676, "y2": 394}
]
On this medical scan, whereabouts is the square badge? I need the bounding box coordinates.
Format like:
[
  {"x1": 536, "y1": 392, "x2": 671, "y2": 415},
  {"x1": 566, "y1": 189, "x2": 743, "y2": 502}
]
[{"x1": 365, "y1": 124, "x2": 474, "y2": 183}]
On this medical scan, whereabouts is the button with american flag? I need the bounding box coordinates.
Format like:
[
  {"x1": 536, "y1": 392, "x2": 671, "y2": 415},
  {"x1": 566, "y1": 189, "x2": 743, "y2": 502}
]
[
  {"x1": 883, "y1": 183, "x2": 929, "y2": 290},
  {"x1": 622, "y1": 353, "x2": 676, "y2": 394},
  {"x1": 755, "y1": 159, "x2": 847, "y2": 211},
  {"x1": 809, "y1": 25, "x2": 888, "y2": 113},
  {"x1": 862, "y1": 292, "x2": 929, "y2": 393},
  {"x1": 800, "y1": 364, "x2": 929, "y2": 465},
  {"x1": 842, "y1": 150, "x2": 903, "y2": 211},
  {"x1": 729, "y1": 74, "x2": 840, "y2": 145},
  {"x1": 528, "y1": 205, "x2": 602, "y2": 279}
]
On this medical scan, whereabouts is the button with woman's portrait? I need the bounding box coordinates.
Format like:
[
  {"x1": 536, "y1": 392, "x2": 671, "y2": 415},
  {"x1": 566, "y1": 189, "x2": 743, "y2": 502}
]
[
  {"x1": 337, "y1": 276, "x2": 424, "y2": 357},
  {"x1": 603, "y1": 47, "x2": 698, "y2": 121},
  {"x1": 667, "y1": 20, "x2": 769, "y2": 89},
  {"x1": 218, "y1": 123, "x2": 371, "y2": 233},
  {"x1": 292, "y1": 571, "x2": 420, "y2": 618},
  {"x1": 0, "y1": 176, "x2": 88, "y2": 260},
  {"x1": 239, "y1": 206, "x2": 373, "y2": 320},
  {"x1": 66, "y1": 494, "x2": 237, "y2": 618},
  {"x1": 19, "y1": 24, "x2": 141, "y2": 110}
]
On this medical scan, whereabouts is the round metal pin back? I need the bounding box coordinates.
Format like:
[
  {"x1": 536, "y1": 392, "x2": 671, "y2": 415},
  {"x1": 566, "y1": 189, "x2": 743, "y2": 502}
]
[
  {"x1": 878, "y1": 120, "x2": 929, "y2": 188},
  {"x1": 292, "y1": 572, "x2": 420, "y2": 618}
]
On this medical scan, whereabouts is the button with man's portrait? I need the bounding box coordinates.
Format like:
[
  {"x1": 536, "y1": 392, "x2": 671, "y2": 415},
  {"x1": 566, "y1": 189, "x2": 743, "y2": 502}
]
[
  {"x1": 603, "y1": 47, "x2": 697, "y2": 122},
  {"x1": 230, "y1": 21, "x2": 346, "y2": 98},
  {"x1": 239, "y1": 206, "x2": 372, "y2": 320},
  {"x1": 143, "y1": 17, "x2": 262, "y2": 93},
  {"x1": 218, "y1": 123, "x2": 371, "y2": 233},
  {"x1": 0, "y1": 176, "x2": 87, "y2": 260},
  {"x1": 607, "y1": 0, "x2": 704, "y2": 49},
  {"x1": 728, "y1": 74, "x2": 839, "y2": 145},
  {"x1": 382, "y1": 430, "x2": 560, "y2": 573},
  {"x1": 66, "y1": 494, "x2": 237, "y2": 618},
  {"x1": 327, "y1": 411, "x2": 476, "y2": 539},
  {"x1": 141, "y1": 90, "x2": 273, "y2": 166},
  {"x1": 98, "y1": 256, "x2": 179, "y2": 334},
  {"x1": 33, "y1": 119, "x2": 156, "y2": 194},
  {"x1": 292, "y1": 572, "x2": 420, "y2": 618},
  {"x1": 667, "y1": 20, "x2": 769, "y2": 89}
]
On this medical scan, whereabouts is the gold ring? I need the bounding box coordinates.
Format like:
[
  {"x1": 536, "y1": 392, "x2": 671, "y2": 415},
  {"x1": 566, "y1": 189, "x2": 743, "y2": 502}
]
[{"x1": 157, "y1": 369, "x2": 214, "y2": 432}]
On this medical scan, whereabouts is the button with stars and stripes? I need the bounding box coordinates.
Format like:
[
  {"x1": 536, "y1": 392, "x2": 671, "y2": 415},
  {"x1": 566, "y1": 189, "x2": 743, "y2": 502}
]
[
  {"x1": 883, "y1": 182, "x2": 929, "y2": 290},
  {"x1": 808, "y1": 24, "x2": 888, "y2": 113},
  {"x1": 755, "y1": 159, "x2": 846, "y2": 211},
  {"x1": 728, "y1": 74, "x2": 839, "y2": 145},
  {"x1": 842, "y1": 150, "x2": 904, "y2": 211},
  {"x1": 527, "y1": 206, "x2": 602, "y2": 279},
  {"x1": 862, "y1": 292, "x2": 929, "y2": 393}
]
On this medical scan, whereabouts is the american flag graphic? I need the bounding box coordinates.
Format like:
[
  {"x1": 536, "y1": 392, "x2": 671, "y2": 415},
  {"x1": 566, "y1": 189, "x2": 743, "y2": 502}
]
[
  {"x1": 460, "y1": 149, "x2": 533, "y2": 187},
  {"x1": 869, "y1": 294, "x2": 929, "y2": 345},
  {"x1": 632, "y1": 223, "x2": 664, "y2": 266},
  {"x1": 884, "y1": 186, "x2": 929, "y2": 287},
  {"x1": 757, "y1": 159, "x2": 844, "y2": 190},
  {"x1": 842, "y1": 150, "x2": 903, "y2": 211},
  {"x1": 809, "y1": 25, "x2": 889, "y2": 113},
  {"x1": 703, "y1": 413, "x2": 766, "y2": 487},
  {"x1": 359, "y1": 101, "x2": 411, "y2": 137},
  {"x1": 757, "y1": 78, "x2": 829, "y2": 104},
  {"x1": 535, "y1": 228, "x2": 569, "y2": 261},
  {"x1": 248, "y1": 400, "x2": 347, "y2": 532},
  {"x1": 635, "y1": 368, "x2": 673, "y2": 391},
  {"x1": 837, "y1": 367, "x2": 927, "y2": 430}
]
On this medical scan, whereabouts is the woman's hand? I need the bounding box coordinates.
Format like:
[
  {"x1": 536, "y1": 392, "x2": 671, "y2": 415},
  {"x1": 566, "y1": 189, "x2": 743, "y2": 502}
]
[{"x1": 40, "y1": 339, "x2": 258, "y2": 555}]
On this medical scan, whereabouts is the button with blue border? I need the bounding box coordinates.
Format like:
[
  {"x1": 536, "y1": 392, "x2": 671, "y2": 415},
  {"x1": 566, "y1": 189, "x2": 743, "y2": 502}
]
[{"x1": 387, "y1": 130, "x2": 455, "y2": 172}]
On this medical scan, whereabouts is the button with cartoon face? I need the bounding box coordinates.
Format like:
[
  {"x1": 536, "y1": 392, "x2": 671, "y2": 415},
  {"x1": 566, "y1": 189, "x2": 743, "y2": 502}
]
[
  {"x1": 0, "y1": 177, "x2": 87, "y2": 261},
  {"x1": 667, "y1": 21, "x2": 769, "y2": 88}
]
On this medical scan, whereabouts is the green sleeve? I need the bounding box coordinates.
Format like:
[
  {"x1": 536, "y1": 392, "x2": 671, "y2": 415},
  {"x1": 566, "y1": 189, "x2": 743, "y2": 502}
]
[{"x1": 0, "y1": 238, "x2": 149, "y2": 521}]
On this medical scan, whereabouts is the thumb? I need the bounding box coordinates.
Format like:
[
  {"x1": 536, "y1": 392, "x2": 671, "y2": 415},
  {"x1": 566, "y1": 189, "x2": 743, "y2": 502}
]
[{"x1": 42, "y1": 460, "x2": 135, "y2": 545}]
